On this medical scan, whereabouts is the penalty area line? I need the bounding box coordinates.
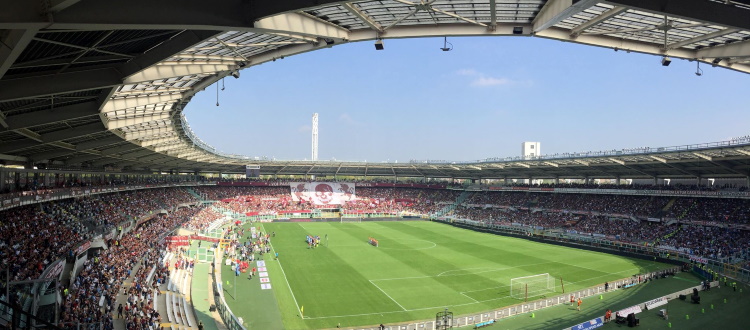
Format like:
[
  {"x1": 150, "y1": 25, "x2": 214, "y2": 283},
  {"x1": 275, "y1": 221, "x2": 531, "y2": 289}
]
[
  {"x1": 369, "y1": 280, "x2": 407, "y2": 311},
  {"x1": 306, "y1": 267, "x2": 649, "y2": 320}
]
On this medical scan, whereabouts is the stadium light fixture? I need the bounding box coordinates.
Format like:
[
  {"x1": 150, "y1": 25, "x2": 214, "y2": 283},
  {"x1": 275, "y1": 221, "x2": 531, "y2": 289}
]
[
  {"x1": 695, "y1": 61, "x2": 703, "y2": 76},
  {"x1": 374, "y1": 39, "x2": 384, "y2": 50},
  {"x1": 440, "y1": 37, "x2": 453, "y2": 51},
  {"x1": 661, "y1": 56, "x2": 671, "y2": 66}
]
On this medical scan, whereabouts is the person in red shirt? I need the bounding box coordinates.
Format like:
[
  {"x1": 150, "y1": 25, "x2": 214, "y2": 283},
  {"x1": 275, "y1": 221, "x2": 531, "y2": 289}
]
[{"x1": 605, "y1": 309, "x2": 612, "y2": 322}]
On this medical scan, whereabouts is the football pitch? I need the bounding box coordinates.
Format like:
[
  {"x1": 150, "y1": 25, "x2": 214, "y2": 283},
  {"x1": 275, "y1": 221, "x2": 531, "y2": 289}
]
[{"x1": 234, "y1": 221, "x2": 670, "y2": 329}]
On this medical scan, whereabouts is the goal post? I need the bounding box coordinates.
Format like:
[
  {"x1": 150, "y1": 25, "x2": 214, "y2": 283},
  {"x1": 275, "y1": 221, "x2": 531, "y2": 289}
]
[
  {"x1": 510, "y1": 273, "x2": 555, "y2": 301},
  {"x1": 340, "y1": 216, "x2": 362, "y2": 223}
]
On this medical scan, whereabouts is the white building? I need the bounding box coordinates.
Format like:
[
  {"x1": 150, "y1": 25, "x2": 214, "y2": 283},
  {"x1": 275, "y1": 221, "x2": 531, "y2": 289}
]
[{"x1": 522, "y1": 142, "x2": 540, "y2": 159}]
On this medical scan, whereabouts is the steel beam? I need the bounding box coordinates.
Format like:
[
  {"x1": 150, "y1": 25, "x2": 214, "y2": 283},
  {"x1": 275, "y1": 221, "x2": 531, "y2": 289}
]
[
  {"x1": 0, "y1": 122, "x2": 106, "y2": 153},
  {"x1": 29, "y1": 149, "x2": 78, "y2": 161},
  {"x1": 570, "y1": 6, "x2": 627, "y2": 37},
  {"x1": 156, "y1": 144, "x2": 189, "y2": 153},
  {"x1": 0, "y1": 29, "x2": 38, "y2": 80},
  {"x1": 41, "y1": 122, "x2": 105, "y2": 142},
  {"x1": 124, "y1": 63, "x2": 234, "y2": 85},
  {"x1": 139, "y1": 136, "x2": 180, "y2": 147},
  {"x1": 75, "y1": 136, "x2": 123, "y2": 151},
  {"x1": 90, "y1": 158, "x2": 122, "y2": 167},
  {"x1": 2, "y1": 101, "x2": 99, "y2": 130},
  {"x1": 101, "y1": 94, "x2": 183, "y2": 113},
  {"x1": 697, "y1": 39, "x2": 750, "y2": 59},
  {"x1": 123, "y1": 127, "x2": 175, "y2": 140},
  {"x1": 667, "y1": 28, "x2": 739, "y2": 50},
  {"x1": 254, "y1": 12, "x2": 350, "y2": 40},
  {"x1": 65, "y1": 154, "x2": 106, "y2": 164},
  {"x1": 0, "y1": 30, "x2": 219, "y2": 101},
  {"x1": 1, "y1": 0, "x2": 345, "y2": 30},
  {"x1": 343, "y1": 3, "x2": 383, "y2": 32},
  {"x1": 120, "y1": 149, "x2": 156, "y2": 159},
  {"x1": 532, "y1": 0, "x2": 599, "y2": 32},
  {"x1": 99, "y1": 144, "x2": 142, "y2": 156},
  {"x1": 605, "y1": 0, "x2": 750, "y2": 31},
  {"x1": 48, "y1": 0, "x2": 82, "y2": 13},
  {"x1": 104, "y1": 113, "x2": 172, "y2": 129},
  {"x1": 490, "y1": 0, "x2": 497, "y2": 28}
]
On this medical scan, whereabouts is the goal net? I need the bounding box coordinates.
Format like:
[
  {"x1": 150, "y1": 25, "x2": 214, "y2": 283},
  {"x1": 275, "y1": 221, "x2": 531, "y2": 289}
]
[
  {"x1": 341, "y1": 217, "x2": 362, "y2": 223},
  {"x1": 510, "y1": 273, "x2": 555, "y2": 300}
]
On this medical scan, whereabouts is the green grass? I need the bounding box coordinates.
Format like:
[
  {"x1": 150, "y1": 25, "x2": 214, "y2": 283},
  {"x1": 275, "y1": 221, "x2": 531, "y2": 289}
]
[{"x1": 248, "y1": 221, "x2": 672, "y2": 329}]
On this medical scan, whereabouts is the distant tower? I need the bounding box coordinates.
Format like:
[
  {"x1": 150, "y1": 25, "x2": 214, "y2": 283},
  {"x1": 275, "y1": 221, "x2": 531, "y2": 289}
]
[
  {"x1": 522, "y1": 142, "x2": 540, "y2": 159},
  {"x1": 312, "y1": 113, "x2": 319, "y2": 161},
  {"x1": 521, "y1": 142, "x2": 540, "y2": 184}
]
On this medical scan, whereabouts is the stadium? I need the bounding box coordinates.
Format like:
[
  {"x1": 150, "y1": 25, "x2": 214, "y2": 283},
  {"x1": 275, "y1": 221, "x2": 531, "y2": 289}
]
[{"x1": 1, "y1": 0, "x2": 750, "y2": 329}]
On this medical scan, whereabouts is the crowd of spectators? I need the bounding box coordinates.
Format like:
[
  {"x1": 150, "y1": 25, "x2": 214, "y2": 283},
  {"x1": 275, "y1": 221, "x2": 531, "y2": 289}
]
[
  {"x1": 1, "y1": 175, "x2": 202, "y2": 195},
  {"x1": 464, "y1": 192, "x2": 669, "y2": 218},
  {"x1": 657, "y1": 225, "x2": 750, "y2": 260},
  {"x1": 183, "y1": 207, "x2": 224, "y2": 232},
  {"x1": 60, "y1": 206, "x2": 204, "y2": 329},
  {"x1": 667, "y1": 198, "x2": 750, "y2": 225},
  {"x1": 0, "y1": 205, "x2": 85, "y2": 282},
  {"x1": 490, "y1": 182, "x2": 731, "y2": 191},
  {"x1": 1, "y1": 183, "x2": 750, "y2": 328}
]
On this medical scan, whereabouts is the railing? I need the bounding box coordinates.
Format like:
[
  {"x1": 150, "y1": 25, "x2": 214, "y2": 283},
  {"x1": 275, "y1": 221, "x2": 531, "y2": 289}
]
[{"x1": 211, "y1": 249, "x2": 246, "y2": 330}]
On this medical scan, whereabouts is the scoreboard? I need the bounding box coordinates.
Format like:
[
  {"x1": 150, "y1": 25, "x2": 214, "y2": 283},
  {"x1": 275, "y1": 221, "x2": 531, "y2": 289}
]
[{"x1": 245, "y1": 165, "x2": 260, "y2": 178}]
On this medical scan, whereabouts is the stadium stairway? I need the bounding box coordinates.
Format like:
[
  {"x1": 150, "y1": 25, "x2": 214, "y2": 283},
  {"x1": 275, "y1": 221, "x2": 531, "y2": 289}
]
[
  {"x1": 434, "y1": 191, "x2": 473, "y2": 217},
  {"x1": 660, "y1": 197, "x2": 679, "y2": 213},
  {"x1": 677, "y1": 199, "x2": 698, "y2": 220},
  {"x1": 185, "y1": 188, "x2": 204, "y2": 202},
  {"x1": 161, "y1": 256, "x2": 198, "y2": 330}
]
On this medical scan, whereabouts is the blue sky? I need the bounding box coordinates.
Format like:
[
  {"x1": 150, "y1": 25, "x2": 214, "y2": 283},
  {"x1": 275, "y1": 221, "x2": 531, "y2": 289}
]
[{"x1": 184, "y1": 36, "x2": 750, "y2": 162}]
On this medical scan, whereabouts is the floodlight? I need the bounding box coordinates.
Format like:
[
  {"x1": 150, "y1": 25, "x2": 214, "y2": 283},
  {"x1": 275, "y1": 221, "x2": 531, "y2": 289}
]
[
  {"x1": 374, "y1": 39, "x2": 384, "y2": 50},
  {"x1": 661, "y1": 56, "x2": 671, "y2": 66},
  {"x1": 231, "y1": 70, "x2": 240, "y2": 79},
  {"x1": 440, "y1": 36, "x2": 453, "y2": 51}
]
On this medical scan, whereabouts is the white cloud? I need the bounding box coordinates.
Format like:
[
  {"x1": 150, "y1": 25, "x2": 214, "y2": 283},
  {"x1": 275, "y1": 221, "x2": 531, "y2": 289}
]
[
  {"x1": 471, "y1": 76, "x2": 514, "y2": 87},
  {"x1": 456, "y1": 68, "x2": 532, "y2": 88},
  {"x1": 456, "y1": 69, "x2": 478, "y2": 76}
]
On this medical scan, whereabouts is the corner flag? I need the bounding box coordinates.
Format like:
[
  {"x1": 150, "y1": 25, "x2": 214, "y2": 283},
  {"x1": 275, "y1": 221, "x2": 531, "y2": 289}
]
[{"x1": 300, "y1": 306, "x2": 304, "y2": 318}]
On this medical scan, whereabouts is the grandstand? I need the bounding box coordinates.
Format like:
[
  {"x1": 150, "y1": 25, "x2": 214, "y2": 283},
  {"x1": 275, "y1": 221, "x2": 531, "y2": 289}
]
[{"x1": 2, "y1": 1, "x2": 750, "y2": 329}]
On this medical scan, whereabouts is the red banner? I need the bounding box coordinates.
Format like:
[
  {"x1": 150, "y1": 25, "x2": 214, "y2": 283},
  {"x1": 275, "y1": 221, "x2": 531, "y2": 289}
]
[
  {"x1": 165, "y1": 236, "x2": 189, "y2": 247},
  {"x1": 189, "y1": 234, "x2": 220, "y2": 243}
]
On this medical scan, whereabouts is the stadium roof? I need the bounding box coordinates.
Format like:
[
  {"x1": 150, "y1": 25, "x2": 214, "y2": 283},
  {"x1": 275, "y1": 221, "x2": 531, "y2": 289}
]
[{"x1": 1, "y1": 0, "x2": 750, "y2": 179}]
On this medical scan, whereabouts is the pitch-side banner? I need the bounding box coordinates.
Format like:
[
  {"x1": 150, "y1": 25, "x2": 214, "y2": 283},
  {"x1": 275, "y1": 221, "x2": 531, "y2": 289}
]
[{"x1": 290, "y1": 182, "x2": 356, "y2": 205}]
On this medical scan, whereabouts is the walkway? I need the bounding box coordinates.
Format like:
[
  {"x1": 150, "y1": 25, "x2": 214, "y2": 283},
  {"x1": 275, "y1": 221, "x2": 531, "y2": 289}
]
[{"x1": 192, "y1": 263, "x2": 226, "y2": 330}]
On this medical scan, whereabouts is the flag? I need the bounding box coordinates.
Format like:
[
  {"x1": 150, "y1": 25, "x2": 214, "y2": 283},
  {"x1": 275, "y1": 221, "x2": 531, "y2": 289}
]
[{"x1": 301, "y1": 306, "x2": 304, "y2": 313}]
